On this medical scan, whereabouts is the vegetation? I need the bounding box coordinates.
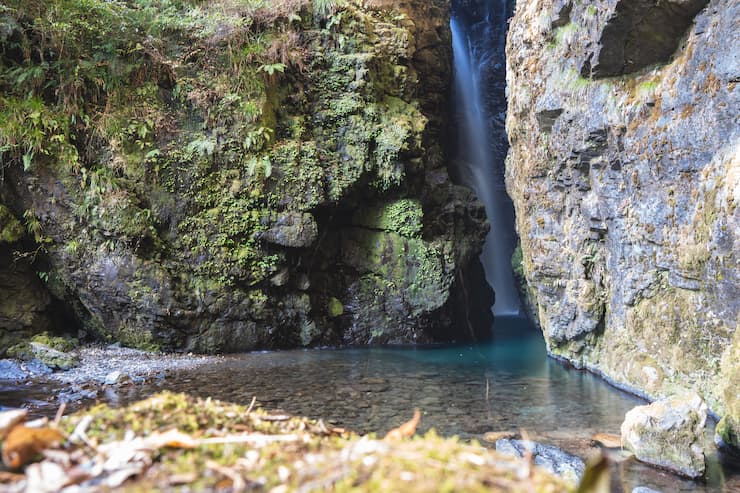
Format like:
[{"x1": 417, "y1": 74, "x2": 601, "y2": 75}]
[
  {"x1": 0, "y1": 0, "x2": 438, "y2": 351},
  {"x1": 0, "y1": 392, "x2": 572, "y2": 492}
]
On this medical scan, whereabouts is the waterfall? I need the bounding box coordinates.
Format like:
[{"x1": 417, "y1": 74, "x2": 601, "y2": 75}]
[{"x1": 451, "y1": 2, "x2": 520, "y2": 317}]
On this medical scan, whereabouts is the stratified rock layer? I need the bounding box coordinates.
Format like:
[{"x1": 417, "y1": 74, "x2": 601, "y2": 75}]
[
  {"x1": 506, "y1": 0, "x2": 739, "y2": 441},
  {"x1": 0, "y1": 1, "x2": 491, "y2": 352}
]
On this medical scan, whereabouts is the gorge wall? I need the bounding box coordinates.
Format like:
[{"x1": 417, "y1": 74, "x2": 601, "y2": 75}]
[
  {"x1": 0, "y1": 0, "x2": 492, "y2": 354},
  {"x1": 506, "y1": 0, "x2": 739, "y2": 445}
]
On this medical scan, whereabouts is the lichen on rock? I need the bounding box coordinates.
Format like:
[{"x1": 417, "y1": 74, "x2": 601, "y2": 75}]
[
  {"x1": 506, "y1": 0, "x2": 739, "y2": 432},
  {"x1": 621, "y1": 392, "x2": 708, "y2": 478}
]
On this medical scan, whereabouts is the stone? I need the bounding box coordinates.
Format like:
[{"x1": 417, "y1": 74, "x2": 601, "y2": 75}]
[
  {"x1": 620, "y1": 392, "x2": 707, "y2": 478},
  {"x1": 582, "y1": 0, "x2": 710, "y2": 78},
  {"x1": 104, "y1": 371, "x2": 126, "y2": 385},
  {"x1": 0, "y1": 360, "x2": 30, "y2": 381},
  {"x1": 258, "y1": 212, "x2": 318, "y2": 249},
  {"x1": 716, "y1": 326, "x2": 740, "y2": 450},
  {"x1": 28, "y1": 342, "x2": 79, "y2": 371},
  {"x1": 506, "y1": 0, "x2": 739, "y2": 423},
  {"x1": 495, "y1": 439, "x2": 585, "y2": 484},
  {"x1": 0, "y1": 205, "x2": 24, "y2": 244}
]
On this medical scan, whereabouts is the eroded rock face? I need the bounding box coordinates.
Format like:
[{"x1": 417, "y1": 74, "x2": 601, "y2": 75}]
[
  {"x1": 0, "y1": 205, "x2": 61, "y2": 356},
  {"x1": 581, "y1": 0, "x2": 710, "y2": 78},
  {"x1": 621, "y1": 392, "x2": 707, "y2": 478},
  {"x1": 0, "y1": 1, "x2": 490, "y2": 352},
  {"x1": 506, "y1": 0, "x2": 738, "y2": 440}
]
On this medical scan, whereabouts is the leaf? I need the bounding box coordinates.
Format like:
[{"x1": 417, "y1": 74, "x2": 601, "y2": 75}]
[
  {"x1": 262, "y1": 157, "x2": 272, "y2": 178},
  {"x1": 22, "y1": 152, "x2": 33, "y2": 171},
  {"x1": 1, "y1": 426, "x2": 65, "y2": 469},
  {"x1": 384, "y1": 409, "x2": 421, "y2": 441},
  {"x1": 590, "y1": 433, "x2": 621, "y2": 448},
  {"x1": 143, "y1": 429, "x2": 198, "y2": 449}
]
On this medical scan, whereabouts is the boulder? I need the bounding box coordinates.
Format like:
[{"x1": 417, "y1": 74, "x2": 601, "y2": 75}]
[
  {"x1": 621, "y1": 392, "x2": 707, "y2": 478},
  {"x1": 495, "y1": 439, "x2": 585, "y2": 484}
]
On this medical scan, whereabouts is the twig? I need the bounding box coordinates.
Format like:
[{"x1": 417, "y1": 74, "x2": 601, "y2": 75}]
[
  {"x1": 245, "y1": 396, "x2": 257, "y2": 415},
  {"x1": 198, "y1": 434, "x2": 301, "y2": 446},
  {"x1": 206, "y1": 460, "x2": 246, "y2": 491},
  {"x1": 54, "y1": 402, "x2": 67, "y2": 427}
]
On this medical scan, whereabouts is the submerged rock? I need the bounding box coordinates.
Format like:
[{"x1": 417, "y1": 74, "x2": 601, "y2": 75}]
[
  {"x1": 495, "y1": 438, "x2": 585, "y2": 484},
  {"x1": 621, "y1": 392, "x2": 707, "y2": 478}
]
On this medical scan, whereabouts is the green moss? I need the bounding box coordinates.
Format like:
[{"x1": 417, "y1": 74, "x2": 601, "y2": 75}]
[
  {"x1": 7, "y1": 334, "x2": 80, "y2": 370},
  {"x1": 59, "y1": 392, "x2": 569, "y2": 492},
  {"x1": 115, "y1": 322, "x2": 161, "y2": 352},
  {"x1": 554, "y1": 22, "x2": 577, "y2": 46},
  {"x1": 354, "y1": 199, "x2": 424, "y2": 238},
  {"x1": 328, "y1": 297, "x2": 344, "y2": 318},
  {"x1": 0, "y1": 204, "x2": 25, "y2": 243},
  {"x1": 511, "y1": 243, "x2": 524, "y2": 281},
  {"x1": 30, "y1": 332, "x2": 78, "y2": 352}
]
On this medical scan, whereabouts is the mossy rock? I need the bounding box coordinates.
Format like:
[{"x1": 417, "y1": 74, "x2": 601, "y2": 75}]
[
  {"x1": 7, "y1": 336, "x2": 80, "y2": 370},
  {"x1": 0, "y1": 205, "x2": 24, "y2": 244},
  {"x1": 353, "y1": 199, "x2": 424, "y2": 238},
  {"x1": 54, "y1": 391, "x2": 570, "y2": 492}
]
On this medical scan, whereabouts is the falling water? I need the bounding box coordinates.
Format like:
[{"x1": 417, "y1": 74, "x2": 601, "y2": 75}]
[{"x1": 451, "y1": 1, "x2": 520, "y2": 316}]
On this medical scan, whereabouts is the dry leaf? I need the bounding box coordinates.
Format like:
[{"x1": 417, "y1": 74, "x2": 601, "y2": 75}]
[
  {"x1": 144, "y1": 428, "x2": 198, "y2": 449},
  {"x1": 384, "y1": 409, "x2": 421, "y2": 441},
  {"x1": 590, "y1": 433, "x2": 622, "y2": 448},
  {"x1": 1, "y1": 426, "x2": 65, "y2": 469},
  {"x1": 24, "y1": 461, "x2": 69, "y2": 493},
  {"x1": 483, "y1": 431, "x2": 517, "y2": 443},
  {"x1": 0, "y1": 410, "x2": 27, "y2": 440}
]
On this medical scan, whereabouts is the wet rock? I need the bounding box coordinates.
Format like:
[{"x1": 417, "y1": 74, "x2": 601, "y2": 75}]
[
  {"x1": 621, "y1": 392, "x2": 707, "y2": 478},
  {"x1": 495, "y1": 439, "x2": 585, "y2": 483},
  {"x1": 0, "y1": 358, "x2": 52, "y2": 381},
  {"x1": 0, "y1": 0, "x2": 489, "y2": 353}
]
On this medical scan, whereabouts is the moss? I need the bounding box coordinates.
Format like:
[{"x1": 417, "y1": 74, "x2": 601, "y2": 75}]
[
  {"x1": 328, "y1": 297, "x2": 344, "y2": 318},
  {"x1": 7, "y1": 334, "x2": 80, "y2": 370},
  {"x1": 56, "y1": 392, "x2": 570, "y2": 492},
  {"x1": 30, "y1": 332, "x2": 77, "y2": 352},
  {"x1": 0, "y1": 205, "x2": 24, "y2": 243},
  {"x1": 353, "y1": 199, "x2": 424, "y2": 238},
  {"x1": 511, "y1": 243, "x2": 524, "y2": 281},
  {"x1": 114, "y1": 322, "x2": 161, "y2": 352}
]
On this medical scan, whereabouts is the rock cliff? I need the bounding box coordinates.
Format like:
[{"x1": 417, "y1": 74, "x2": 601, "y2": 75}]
[
  {"x1": 506, "y1": 0, "x2": 738, "y2": 443},
  {"x1": 0, "y1": 0, "x2": 491, "y2": 354}
]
